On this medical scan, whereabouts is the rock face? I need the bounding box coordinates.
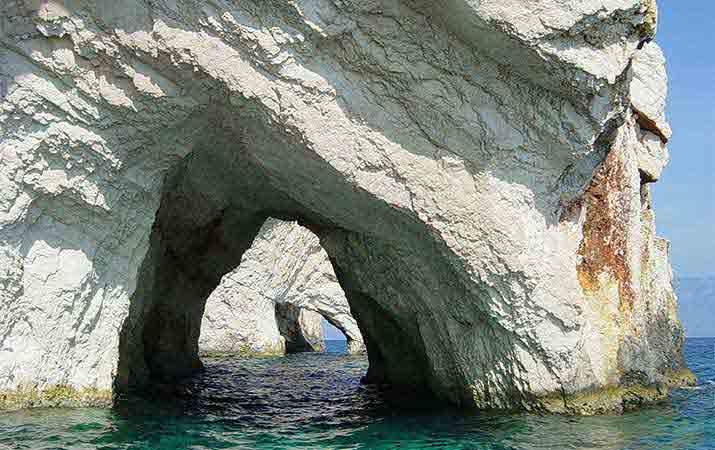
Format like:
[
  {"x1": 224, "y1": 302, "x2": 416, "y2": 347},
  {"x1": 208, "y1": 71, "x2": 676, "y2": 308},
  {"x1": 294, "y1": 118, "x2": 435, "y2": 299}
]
[
  {"x1": 198, "y1": 272, "x2": 286, "y2": 357},
  {"x1": 0, "y1": 0, "x2": 693, "y2": 412},
  {"x1": 199, "y1": 218, "x2": 365, "y2": 356}
]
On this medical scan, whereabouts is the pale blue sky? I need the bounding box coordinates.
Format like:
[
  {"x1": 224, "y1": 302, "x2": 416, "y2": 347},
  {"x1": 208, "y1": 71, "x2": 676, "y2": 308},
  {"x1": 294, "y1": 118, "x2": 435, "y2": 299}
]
[
  {"x1": 651, "y1": 2, "x2": 715, "y2": 278},
  {"x1": 323, "y1": 321, "x2": 346, "y2": 340}
]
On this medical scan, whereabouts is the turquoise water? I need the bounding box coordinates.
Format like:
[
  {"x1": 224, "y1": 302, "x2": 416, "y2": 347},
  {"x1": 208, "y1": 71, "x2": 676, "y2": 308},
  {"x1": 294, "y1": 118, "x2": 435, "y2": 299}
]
[{"x1": 1, "y1": 338, "x2": 713, "y2": 450}]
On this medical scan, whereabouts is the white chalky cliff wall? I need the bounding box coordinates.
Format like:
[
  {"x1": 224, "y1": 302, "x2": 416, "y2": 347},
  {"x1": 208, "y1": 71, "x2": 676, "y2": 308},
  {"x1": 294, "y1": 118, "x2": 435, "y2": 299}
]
[{"x1": 0, "y1": 0, "x2": 693, "y2": 412}]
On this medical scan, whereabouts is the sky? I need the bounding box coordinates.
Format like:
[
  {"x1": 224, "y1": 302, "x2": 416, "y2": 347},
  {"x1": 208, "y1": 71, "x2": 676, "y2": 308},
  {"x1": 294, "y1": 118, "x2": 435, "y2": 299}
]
[
  {"x1": 322, "y1": 320, "x2": 347, "y2": 340},
  {"x1": 651, "y1": 2, "x2": 715, "y2": 278}
]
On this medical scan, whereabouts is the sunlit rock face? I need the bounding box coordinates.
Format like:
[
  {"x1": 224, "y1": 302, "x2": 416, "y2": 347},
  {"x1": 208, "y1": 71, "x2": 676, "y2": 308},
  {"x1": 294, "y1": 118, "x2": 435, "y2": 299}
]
[
  {"x1": 198, "y1": 272, "x2": 286, "y2": 358},
  {"x1": 0, "y1": 0, "x2": 693, "y2": 412},
  {"x1": 199, "y1": 218, "x2": 364, "y2": 356}
]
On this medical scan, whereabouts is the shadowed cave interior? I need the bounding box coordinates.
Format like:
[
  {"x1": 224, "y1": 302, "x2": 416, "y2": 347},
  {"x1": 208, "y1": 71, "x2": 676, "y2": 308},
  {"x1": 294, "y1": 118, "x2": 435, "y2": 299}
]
[{"x1": 110, "y1": 106, "x2": 452, "y2": 404}]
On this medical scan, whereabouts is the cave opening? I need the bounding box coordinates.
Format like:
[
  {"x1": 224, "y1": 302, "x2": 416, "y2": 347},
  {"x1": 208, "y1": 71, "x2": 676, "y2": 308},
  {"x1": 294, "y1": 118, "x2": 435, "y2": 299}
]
[
  {"x1": 112, "y1": 103, "x2": 443, "y2": 405},
  {"x1": 274, "y1": 303, "x2": 327, "y2": 354},
  {"x1": 194, "y1": 216, "x2": 366, "y2": 358},
  {"x1": 322, "y1": 318, "x2": 350, "y2": 348}
]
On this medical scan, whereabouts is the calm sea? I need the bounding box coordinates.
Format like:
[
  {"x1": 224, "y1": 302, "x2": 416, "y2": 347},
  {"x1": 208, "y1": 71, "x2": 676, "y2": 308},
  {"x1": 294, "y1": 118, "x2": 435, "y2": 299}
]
[{"x1": 1, "y1": 338, "x2": 713, "y2": 449}]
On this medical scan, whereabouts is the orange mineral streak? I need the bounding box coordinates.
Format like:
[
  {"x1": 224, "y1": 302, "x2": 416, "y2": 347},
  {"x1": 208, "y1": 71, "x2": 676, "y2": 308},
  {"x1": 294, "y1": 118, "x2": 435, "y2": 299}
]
[{"x1": 576, "y1": 149, "x2": 636, "y2": 312}]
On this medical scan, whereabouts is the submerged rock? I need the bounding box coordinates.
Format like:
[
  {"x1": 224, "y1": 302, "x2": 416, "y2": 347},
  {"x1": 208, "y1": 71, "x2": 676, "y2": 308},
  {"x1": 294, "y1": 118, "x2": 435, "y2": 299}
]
[
  {"x1": 199, "y1": 218, "x2": 365, "y2": 356},
  {"x1": 0, "y1": 0, "x2": 692, "y2": 412}
]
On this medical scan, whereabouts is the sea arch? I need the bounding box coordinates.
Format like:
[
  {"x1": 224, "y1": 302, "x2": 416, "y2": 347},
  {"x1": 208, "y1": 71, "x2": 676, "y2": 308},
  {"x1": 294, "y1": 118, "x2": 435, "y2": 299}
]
[{"x1": 0, "y1": 0, "x2": 691, "y2": 413}]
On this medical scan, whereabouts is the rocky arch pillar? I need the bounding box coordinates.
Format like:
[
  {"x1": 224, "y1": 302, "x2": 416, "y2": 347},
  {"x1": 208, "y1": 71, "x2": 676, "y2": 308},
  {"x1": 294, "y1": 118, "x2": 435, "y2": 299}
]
[{"x1": 274, "y1": 303, "x2": 325, "y2": 353}]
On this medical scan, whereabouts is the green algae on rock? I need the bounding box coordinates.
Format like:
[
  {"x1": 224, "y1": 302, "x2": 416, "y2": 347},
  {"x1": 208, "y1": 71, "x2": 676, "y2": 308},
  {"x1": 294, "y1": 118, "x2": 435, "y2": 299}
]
[
  {"x1": 0, "y1": 385, "x2": 112, "y2": 412},
  {"x1": 199, "y1": 342, "x2": 287, "y2": 359},
  {"x1": 540, "y1": 382, "x2": 665, "y2": 416}
]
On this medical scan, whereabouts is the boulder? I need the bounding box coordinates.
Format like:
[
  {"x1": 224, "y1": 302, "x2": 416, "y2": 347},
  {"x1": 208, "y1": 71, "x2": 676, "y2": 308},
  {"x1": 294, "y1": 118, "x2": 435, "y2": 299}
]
[{"x1": 630, "y1": 42, "x2": 672, "y2": 141}]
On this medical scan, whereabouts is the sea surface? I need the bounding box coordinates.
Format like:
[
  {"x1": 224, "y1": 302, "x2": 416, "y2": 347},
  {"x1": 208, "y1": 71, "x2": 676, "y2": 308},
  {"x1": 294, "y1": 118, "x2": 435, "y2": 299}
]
[{"x1": 1, "y1": 338, "x2": 713, "y2": 450}]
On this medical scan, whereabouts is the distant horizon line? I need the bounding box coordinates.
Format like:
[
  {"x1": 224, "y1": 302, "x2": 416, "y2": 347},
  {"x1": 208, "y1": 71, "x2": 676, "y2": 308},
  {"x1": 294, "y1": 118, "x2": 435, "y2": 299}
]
[{"x1": 675, "y1": 273, "x2": 715, "y2": 279}]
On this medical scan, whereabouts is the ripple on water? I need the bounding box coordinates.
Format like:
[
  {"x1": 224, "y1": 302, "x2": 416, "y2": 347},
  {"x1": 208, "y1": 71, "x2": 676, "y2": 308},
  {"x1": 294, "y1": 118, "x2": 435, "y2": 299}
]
[{"x1": 0, "y1": 339, "x2": 713, "y2": 450}]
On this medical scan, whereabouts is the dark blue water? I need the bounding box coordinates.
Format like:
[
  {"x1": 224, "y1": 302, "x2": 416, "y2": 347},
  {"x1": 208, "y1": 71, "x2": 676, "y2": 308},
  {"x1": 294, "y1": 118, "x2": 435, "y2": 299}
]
[{"x1": 1, "y1": 339, "x2": 713, "y2": 449}]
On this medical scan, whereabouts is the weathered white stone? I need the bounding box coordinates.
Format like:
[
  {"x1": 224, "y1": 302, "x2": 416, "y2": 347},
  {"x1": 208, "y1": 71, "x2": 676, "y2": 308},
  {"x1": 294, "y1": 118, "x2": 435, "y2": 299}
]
[
  {"x1": 631, "y1": 41, "x2": 672, "y2": 139},
  {"x1": 198, "y1": 271, "x2": 286, "y2": 357},
  {"x1": 636, "y1": 128, "x2": 669, "y2": 181},
  {"x1": 199, "y1": 218, "x2": 364, "y2": 355},
  {"x1": 417, "y1": 0, "x2": 654, "y2": 97},
  {"x1": 627, "y1": 41, "x2": 671, "y2": 181},
  {"x1": 0, "y1": 0, "x2": 692, "y2": 412}
]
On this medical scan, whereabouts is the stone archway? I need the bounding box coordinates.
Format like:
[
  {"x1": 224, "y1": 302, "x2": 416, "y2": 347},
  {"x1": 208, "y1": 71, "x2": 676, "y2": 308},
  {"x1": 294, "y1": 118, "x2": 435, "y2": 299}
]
[
  {"x1": 274, "y1": 303, "x2": 325, "y2": 354},
  {"x1": 0, "y1": 0, "x2": 693, "y2": 413},
  {"x1": 110, "y1": 111, "x2": 450, "y2": 399},
  {"x1": 198, "y1": 218, "x2": 365, "y2": 357}
]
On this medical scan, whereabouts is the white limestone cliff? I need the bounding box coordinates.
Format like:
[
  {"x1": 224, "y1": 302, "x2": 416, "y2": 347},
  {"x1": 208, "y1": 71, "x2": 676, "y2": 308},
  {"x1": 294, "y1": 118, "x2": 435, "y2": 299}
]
[{"x1": 0, "y1": 0, "x2": 693, "y2": 412}]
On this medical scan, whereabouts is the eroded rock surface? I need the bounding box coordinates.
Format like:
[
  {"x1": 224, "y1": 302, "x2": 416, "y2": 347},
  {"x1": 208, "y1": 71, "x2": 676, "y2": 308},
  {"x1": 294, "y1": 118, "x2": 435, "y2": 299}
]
[
  {"x1": 199, "y1": 218, "x2": 364, "y2": 356},
  {"x1": 198, "y1": 271, "x2": 286, "y2": 357},
  {"x1": 0, "y1": 0, "x2": 692, "y2": 412}
]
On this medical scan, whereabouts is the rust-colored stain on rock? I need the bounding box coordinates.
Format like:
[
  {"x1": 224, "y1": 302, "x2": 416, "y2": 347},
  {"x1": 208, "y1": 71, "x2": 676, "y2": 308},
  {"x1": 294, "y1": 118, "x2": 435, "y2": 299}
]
[{"x1": 576, "y1": 149, "x2": 636, "y2": 311}]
